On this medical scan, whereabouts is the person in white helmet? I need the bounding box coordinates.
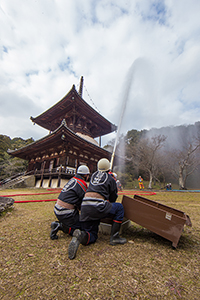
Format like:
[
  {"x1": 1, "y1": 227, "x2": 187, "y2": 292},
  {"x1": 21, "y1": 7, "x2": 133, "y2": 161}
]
[
  {"x1": 68, "y1": 158, "x2": 127, "y2": 260},
  {"x1": 50, "y1": 165, "x2": 90, "y2": 240}
]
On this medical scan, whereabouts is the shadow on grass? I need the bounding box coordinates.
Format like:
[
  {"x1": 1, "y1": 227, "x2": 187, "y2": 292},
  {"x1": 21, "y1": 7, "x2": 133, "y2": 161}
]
[{"x1": 124, "y1": 225, "x2": 197, "y2": 250}]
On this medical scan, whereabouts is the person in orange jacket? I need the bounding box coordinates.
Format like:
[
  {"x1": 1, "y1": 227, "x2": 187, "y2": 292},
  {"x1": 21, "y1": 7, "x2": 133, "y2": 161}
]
[{"x1": 138, "y1": 176, "x2": 144, "y2": 189}]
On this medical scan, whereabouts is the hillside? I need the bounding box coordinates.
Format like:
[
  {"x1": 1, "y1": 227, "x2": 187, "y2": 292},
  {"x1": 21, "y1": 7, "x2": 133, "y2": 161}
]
[{"x1": 0, "y1": 135, "x2": 34, "y2": 181}]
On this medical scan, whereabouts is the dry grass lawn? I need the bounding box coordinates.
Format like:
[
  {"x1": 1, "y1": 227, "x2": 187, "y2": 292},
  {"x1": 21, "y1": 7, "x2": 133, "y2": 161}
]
[{"x1": 0, "y1": 188, "x2": 200, "y2": 299}]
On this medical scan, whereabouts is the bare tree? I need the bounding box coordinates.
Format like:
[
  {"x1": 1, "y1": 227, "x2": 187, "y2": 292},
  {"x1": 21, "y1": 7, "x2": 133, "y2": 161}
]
[
  {"x1": 168, "y1": 138, "x2": 200, "y2": 189},
  {"x1": 131, "y1": 134, "x2": 167, "y2": 189}
]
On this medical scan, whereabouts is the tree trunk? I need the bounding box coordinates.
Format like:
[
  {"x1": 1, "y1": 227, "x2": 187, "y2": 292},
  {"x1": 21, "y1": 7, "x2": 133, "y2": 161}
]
[
  {"x1": 148, "y1": 172, "x2": 153, "y2": 189},
  {"x1": 179, "y1": 166, "x2": 185, "y2": 189}
]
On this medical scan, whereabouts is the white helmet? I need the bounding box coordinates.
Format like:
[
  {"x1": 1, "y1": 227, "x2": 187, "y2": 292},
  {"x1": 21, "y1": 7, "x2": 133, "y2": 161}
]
[
  {"x1": 77, "y1": 165, "x2": 90, "y2": 175},
  {"x1": 97, "y1": 158, "x2": 110, "y2": 172}
]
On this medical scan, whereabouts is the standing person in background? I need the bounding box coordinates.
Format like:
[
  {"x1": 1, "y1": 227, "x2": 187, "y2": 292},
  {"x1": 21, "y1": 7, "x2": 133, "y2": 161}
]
[
  {"x1": 138, "y1": 175, "x2": 144, "y2": 189},
  {"x1": 116, "y1": 179, "x2": 122, "y2": 191},
  {"x1": 50, "y1": 165, "x2": 90, "y2": 240},
  {"x1": 68, "y1": 158, "x2": 127, "y2": 260},
  {"x1": 110, "y1": 172, "x2": 123, "y2": 191}
]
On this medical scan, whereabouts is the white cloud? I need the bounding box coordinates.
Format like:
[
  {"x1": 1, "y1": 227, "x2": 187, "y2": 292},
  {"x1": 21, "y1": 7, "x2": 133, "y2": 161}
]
[{"x1": 0, "y1": 0, "x2": 200, "y2": 146}]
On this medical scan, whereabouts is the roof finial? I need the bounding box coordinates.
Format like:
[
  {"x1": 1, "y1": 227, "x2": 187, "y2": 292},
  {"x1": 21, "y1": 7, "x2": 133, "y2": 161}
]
[{"x1": 78, "y1": 76, "x2": 84, "y2": 97}]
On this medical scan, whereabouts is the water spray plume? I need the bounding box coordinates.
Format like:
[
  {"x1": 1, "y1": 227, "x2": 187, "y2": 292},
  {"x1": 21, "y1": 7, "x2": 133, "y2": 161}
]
[{"x1": 110, "y1": 61, "x2": 136, "y2": 171}]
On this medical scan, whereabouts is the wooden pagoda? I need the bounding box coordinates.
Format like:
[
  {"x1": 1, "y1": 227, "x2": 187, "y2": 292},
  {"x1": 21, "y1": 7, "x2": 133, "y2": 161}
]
[{"x1": 8, "y1": 77, "x2": 117, "y2": 188}]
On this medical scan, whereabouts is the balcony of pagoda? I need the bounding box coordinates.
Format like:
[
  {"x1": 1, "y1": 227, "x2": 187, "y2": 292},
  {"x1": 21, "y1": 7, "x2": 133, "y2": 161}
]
[
  {"x1": 34, "y1": 166, "x2": 78, "y2": 189},
  {"x1": 34, "y1": 167, "x2": 76, "y2": 177}
]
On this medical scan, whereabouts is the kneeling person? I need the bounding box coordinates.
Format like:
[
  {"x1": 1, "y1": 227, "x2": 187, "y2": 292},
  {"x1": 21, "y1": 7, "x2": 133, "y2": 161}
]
[
  {"x1": 50, "y1": 165, "x2": 90, "y2": 240},
  {"x1": 68, "y1": 158, "x2": 126, "y2": 260}
]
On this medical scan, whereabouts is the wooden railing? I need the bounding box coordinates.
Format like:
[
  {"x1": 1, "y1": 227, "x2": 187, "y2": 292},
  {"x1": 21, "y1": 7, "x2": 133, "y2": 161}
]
[{"x1": 34, "y1": 167, "x2": 76, "y2": 176}]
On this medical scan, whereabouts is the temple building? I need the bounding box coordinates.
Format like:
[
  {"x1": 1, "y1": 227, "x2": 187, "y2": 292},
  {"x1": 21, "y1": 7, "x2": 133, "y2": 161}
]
[{"x1": 8, "y1": 77, "x2": 117, "y2": 188}]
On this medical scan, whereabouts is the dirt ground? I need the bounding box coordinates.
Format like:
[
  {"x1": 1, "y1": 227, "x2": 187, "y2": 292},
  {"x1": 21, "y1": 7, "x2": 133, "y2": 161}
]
[{"x1": 0, "y1": 189, "x2": 200, "y2": 299}]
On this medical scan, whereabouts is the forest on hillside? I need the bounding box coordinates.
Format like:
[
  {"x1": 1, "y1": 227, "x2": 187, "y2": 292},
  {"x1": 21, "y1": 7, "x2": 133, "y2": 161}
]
[
  {"x1": 0, "y1": 135, "x2": 34, "y2": 182},
  {"x1": 1, "y1": 121, "x2": 200, "y2": 189}
]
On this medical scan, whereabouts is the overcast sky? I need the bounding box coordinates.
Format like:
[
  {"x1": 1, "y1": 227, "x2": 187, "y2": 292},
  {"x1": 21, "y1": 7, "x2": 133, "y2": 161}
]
[{"x1": 1, "y1": 0, "x2": 200, "y2": 146}]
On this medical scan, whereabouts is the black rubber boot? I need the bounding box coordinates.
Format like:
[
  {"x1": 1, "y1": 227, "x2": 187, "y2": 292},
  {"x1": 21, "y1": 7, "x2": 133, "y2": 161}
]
[
  {"x1": 50, "y1": 222, "x2": 70, "y2": 240},
  {"x1": 60, "y1": 223, "x2": 70, "y2": 234},
  {"x1": 110, "y1": 222, "x2": 127, "y2": 246},
  {"x1": 50, "y1": 221, "x2": 60, "y2": 240},
  {"x1": 68, "y1": 229, "x2": 89, "y2": 260}
]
